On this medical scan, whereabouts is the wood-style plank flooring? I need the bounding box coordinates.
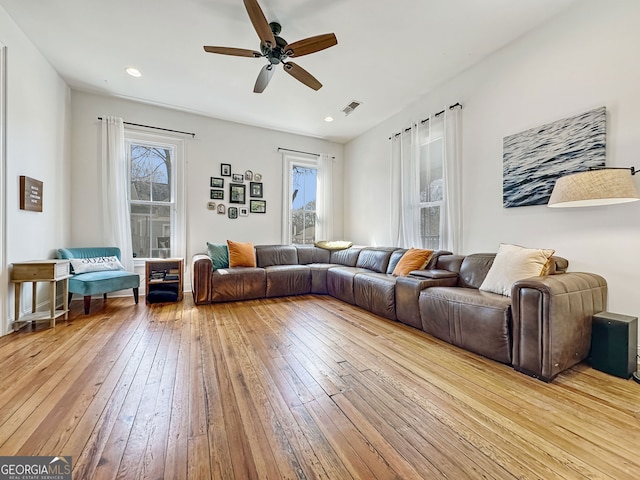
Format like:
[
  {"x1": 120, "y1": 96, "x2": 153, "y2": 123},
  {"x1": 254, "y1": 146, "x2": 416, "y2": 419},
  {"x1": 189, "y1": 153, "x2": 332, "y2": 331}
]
[{"x1": 0, "y1": 294, "x2": 639, "y2": 479}]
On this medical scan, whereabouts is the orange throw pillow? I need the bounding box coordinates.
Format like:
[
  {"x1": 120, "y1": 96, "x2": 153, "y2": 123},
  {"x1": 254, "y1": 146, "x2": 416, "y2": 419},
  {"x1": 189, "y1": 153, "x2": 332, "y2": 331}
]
[
  {"x1": 227, "y1": 240, "x2": 256, "y2": 267},
  {"x1": 392, "y1": 248, "x2": 434, "y2": 276}
]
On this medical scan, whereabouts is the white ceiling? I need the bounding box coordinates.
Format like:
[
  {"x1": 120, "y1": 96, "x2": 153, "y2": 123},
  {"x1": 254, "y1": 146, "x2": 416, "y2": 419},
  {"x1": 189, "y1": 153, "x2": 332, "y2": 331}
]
[{"x1": 1, "y1": 0, "x2": 580, "y2": 143}]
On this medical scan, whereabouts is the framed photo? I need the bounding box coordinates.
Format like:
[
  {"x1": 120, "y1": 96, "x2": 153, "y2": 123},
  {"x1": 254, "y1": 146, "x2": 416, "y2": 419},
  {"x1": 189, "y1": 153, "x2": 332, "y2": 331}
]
[
  {"x1": 210, "y1": 177, "x2": 224, "y2": 188},
  {"x1": 210, "y1": 189, "x2": 224, "y2": 200},
  {"x1": 250, "y1": 182, "x2": 263, "y2": 198},
  {"x1": 221, "y1": 163, "x2": 231, "y2": 176},
  {"x1": 207, "y1": 201, "x2": 216, "y2": 210},
  {"x1": 239, "y1": 207, "x2": 249, "y2": 217},
  {"x1": 229, "y1": 183, "x2": 246, "y2": 204},
  {"x1": 244, "y1": 170, "x2": 253, "y2": 181},
  {"x1": 228, "y1": 207, "x2": 238, "y2": 219},
  {"x1": 217, "y1": 204, "x2": 226, "y2": 214},
  {"x1": 232, "y1": 173, "x2": 244, "y2": 182},
  {"x1": 157, "y1": 236, "x2": 170, "y2": 248},
  {"x1": 254, "y1": 173, "x2": 262, "y2": 181},
  {"x1": 250, "y1": 199, "x2": 266, "y2": 213}
]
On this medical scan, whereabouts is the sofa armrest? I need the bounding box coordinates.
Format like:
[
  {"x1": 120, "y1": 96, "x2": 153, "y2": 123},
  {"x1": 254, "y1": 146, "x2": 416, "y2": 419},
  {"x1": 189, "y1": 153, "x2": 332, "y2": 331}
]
[
  {"x1": 396, "y1": 274, "x2": 459, "y2": 328},
  {"x1": 192, "y1": 254, "x2": 213, "y2": 305},
  {"x1": 511, "y1": 272, "x2": 607, "y2": 382},
  {"x1": 409, "y1": 269, "x2": 458, "y2": 280}
]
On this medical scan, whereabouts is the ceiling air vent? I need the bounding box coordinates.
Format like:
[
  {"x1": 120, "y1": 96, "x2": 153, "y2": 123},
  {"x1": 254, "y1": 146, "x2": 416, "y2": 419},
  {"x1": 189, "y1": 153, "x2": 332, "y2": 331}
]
[{"x1": 341, "y1": 100, "x2": 362, "y2": 116}]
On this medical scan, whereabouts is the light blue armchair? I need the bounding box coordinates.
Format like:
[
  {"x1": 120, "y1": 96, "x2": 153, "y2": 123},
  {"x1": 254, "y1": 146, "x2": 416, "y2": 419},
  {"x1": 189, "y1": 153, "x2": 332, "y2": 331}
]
[{"x1": 57, "y1": 247, "x2": 139, "y2": 314}]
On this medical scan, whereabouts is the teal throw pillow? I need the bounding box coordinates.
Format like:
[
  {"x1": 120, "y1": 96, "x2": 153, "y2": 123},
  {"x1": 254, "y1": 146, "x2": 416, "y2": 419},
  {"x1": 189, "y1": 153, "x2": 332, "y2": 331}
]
[{"x1": 207, "y1": 242, "x2": 229, "y2": 270}]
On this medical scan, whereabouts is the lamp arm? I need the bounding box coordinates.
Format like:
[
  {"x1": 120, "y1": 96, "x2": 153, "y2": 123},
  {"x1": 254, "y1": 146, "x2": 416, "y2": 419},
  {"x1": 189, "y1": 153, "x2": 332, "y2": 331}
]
[{"x1": 588, "y1": 166, "x2": 638, "y2": 175}]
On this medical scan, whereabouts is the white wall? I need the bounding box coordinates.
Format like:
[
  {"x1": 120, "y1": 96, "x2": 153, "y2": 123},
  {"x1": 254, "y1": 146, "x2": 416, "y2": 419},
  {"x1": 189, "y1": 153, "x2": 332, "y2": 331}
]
[
  {"x1": 0, "y1": 5, "x2": 71, "y2": 336},
  {"x1": 345, "y1": 0, "x2": 640, "y2": 326},
  {"x1": 70, "y1": 91, "x2": 344, "y2": 291}
]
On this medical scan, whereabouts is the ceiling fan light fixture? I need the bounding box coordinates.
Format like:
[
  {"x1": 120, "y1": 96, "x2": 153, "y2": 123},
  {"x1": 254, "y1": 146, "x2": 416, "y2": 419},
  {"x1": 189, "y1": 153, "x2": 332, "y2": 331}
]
[{"x1": 125, "y1": 67, "x2": 142, "y2": 78}]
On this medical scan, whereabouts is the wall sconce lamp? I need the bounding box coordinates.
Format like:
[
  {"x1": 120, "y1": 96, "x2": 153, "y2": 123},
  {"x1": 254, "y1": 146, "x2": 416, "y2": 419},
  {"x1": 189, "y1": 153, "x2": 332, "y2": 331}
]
[{"x1": 548, "y1": 166, "x2": 640, "y2": 207}]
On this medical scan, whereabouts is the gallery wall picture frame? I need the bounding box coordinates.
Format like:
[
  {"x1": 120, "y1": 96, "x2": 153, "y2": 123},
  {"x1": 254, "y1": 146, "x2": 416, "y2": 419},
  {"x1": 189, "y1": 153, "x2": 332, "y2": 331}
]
[
  {"x1": 210, "y1": 177, "x2": 224, "y2": 188},
  {"x1": 250, "y1": 199, "x2": 266, "y2": 213},
  {"x1": 239, "y1": 207, "x2": 249, "y2": 217},
  {"x1": 221, "y1": 163, "x2": 231, "y2": 176},
  {"x1": 210, "y1": 189, "x2": 224, "y2": 200},
  {"x1": 229, "y1": 183, "x2": 246, "y2": 204},
  {"x1": 207, "y1": 201, "x2": 216, "y2": 210},
  {"x1": 217, "y1": 204, "x2": 226, "y2": 214},
  {"x1": 228, "y1": 206, "x2": 238, "y2": 219},
  {"x1": 157, "y1": 236, "x2": 170, "y2": 248},
  {"x1": 244, "y1": 170, "x2": 253, "y2": 181},
  {"x1": 232, "y1": 173, "x2": 244, "y2": 182},
  {"x1": 250, "y1": 182, "x2": 263, "y2": 198}
]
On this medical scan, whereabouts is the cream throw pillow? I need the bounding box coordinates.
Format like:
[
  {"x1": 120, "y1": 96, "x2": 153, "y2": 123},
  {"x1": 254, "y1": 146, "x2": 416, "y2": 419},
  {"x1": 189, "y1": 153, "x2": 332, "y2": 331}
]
[{"x1": 479, "y1": 244, "x2": 555, "y2": 297}]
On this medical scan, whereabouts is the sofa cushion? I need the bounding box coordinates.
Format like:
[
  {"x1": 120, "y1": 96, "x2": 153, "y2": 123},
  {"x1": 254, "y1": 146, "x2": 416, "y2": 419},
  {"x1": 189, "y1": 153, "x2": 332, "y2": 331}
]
[
  {"x1": 327, "y1": 266, "x2": 371, "y2": 304},
  {"x1": 392, "y1": 248, "x2": 433, "y2": 276},
  {"x1": 295, "y1": 245, "x2": 331, "y2": 264},
  {"x1": 354, "y1": 273, "x2": 397, "y2": 320},
  {"x1": 227, "y1": 240, "x2": 257, "y2": 267},
  {"x1": 211, "y1": 267, "x2": 265, "y2": 302},
  {"x1": 207, "y1": 242, "x2": 229, "y2": 270},
  {"x1": 479, "y1": 244, "x2": 554, "y2": 297},
  {"x1": 265, "y1": 265, "x2": 311, "y2": 297},
  {"x1": 256, "y1": 245, "x2": 298, "y2": 267},
  {"x1": 330, "y1": 247, "x2": 362, "y2": 266},
  {"x1": 419, "y1": 286, "x2": 513, "y2": 364},
  {"x1": 355, "y1": 248, "x2": 395, "y2": 273}
]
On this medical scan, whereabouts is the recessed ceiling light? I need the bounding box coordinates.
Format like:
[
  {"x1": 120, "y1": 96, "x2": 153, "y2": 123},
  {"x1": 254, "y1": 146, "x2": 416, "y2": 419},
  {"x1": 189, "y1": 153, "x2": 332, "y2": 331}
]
[
  {"x1": 126, "y1": 67, "x2": 142, "y2": 77},
  {"x1": 324, "y1": 116, "x2": 334, "y2": 122}
]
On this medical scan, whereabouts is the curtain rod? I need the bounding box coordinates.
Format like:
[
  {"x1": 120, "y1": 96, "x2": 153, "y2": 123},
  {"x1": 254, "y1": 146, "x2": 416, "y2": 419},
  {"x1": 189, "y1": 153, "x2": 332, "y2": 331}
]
[
  {"x1": 97, "y1": 117, "x2": 195, "y2": 138},
  {"x1": 388, "y1": 102, "x2": 462, "y2": 140},
  {"x1": 278, "y1": 147, "x2": 335, "y2": 159}
]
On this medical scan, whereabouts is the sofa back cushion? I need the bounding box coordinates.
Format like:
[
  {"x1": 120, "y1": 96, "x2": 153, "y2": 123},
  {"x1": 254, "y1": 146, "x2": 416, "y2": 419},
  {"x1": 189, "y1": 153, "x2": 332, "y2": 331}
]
[
  {"x1": 255, "y1": 245, "x2": 298, "y2": 267},
  {"x1": 355, "y1": 248, "x2": 395, "y2": 273},
  {"x1": 459, "y1": 254, "x2": 496, "y2": 289},
  {"x1": 386, "y1": 249, "x2": 407, "y2": 274},
  {"x1": 295, "y1": 245, "x2": 331, "y2": 264},
  {"x1": 330, "y1": 247, "x2": 362, "y2": 266}
]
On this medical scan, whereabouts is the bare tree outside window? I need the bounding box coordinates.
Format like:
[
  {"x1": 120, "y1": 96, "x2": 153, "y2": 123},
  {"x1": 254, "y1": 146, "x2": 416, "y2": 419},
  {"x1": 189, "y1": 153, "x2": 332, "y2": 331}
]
[
  {"x1": 291, "y1": 165, "x2": 317, "y2": 244},
  {"x1": 129, "y1": 144, "x2": 174, "y2": 258}
]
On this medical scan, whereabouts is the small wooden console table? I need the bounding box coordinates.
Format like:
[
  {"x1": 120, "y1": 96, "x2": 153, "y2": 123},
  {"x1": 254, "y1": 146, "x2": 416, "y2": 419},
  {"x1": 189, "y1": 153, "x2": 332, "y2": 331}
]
[{"x1": 11, "y1": 259, "x2": 71, "y2": 331}]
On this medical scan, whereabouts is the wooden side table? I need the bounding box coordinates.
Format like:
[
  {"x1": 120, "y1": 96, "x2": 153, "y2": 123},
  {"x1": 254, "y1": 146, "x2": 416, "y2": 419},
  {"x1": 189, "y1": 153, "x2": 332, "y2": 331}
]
[{"x1": 11, "y1": 259, "x2": 71, "y2": 330}]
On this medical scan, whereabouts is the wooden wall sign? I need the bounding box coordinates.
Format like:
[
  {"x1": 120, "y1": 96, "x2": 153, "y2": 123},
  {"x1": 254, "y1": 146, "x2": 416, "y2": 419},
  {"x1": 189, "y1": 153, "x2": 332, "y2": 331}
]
[{"x1": 19, "y1": 176, "x2": 43, "y2": 212}]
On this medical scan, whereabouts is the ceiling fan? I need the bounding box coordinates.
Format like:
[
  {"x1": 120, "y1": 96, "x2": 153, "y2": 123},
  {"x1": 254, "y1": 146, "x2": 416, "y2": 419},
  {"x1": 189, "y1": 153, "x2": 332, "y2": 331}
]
[{"x1": 203, "y1": 0, "x2": 337, "y2": 93}]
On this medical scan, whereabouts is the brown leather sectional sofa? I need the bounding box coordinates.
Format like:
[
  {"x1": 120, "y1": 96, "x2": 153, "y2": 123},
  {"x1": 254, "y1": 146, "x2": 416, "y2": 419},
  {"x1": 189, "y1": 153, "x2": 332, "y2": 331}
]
[{"x1": 191, "y1": 244, "x2": 607, "y2": 381}]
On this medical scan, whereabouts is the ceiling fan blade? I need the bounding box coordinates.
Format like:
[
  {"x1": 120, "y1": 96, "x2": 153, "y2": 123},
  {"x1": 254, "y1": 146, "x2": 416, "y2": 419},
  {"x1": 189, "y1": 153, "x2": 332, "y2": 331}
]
[
  {"x1": 243, "y1": 0, "x2": 276, "y2": 48},
  {"x1": 203, "y1": 46, "x2": 262, "y2": 57},
  {"x1": 285, "y1": 33, "x2": 338, "y2": 58},
  {"x1": 254, "y1": 64, "x2": 275, "y2": 93},
  {"x1": 283, "y1": 62, "x2": 322, "y2": 91}
]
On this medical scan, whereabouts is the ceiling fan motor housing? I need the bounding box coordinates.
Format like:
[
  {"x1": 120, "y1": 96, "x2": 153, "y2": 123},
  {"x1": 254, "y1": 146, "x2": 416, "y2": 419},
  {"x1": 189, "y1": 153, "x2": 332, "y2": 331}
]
[{"x1": 261, "y1": 24, "x2": 288, "y2": 64}]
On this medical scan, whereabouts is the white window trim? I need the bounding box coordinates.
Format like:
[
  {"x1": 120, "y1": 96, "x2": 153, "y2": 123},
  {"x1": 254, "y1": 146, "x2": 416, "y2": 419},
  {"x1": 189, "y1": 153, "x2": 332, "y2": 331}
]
[
  {"x1": 0, "y1": 44, "x2": 6, "y2": 335},
  {"x1": 418, "y1": 136, "x2": 444, "y2": 249},
  {"x1": 281, "y1": 153, "x2": 318, "y2": 244},
  {"x1": 125, "y1": 130, "x2": 185, "y2": 266}
]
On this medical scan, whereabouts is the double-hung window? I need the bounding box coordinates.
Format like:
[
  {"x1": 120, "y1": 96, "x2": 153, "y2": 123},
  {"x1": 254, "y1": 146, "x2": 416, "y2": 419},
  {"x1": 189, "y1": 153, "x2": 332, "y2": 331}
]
[
  {"x1": 125, "y1": 131, "x2": 185, "y2": 261},
  {"x1": 282, "y1": 155, "x2": 318, "y2": 244},
  {"x1": 418, "y1": 137, "x2": 444, "y2": 249}
]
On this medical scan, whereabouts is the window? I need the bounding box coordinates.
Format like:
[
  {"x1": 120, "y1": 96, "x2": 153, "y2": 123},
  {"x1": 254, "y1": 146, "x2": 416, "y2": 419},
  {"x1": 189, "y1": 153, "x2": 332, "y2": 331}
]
[
  {"x1": 125, "y1": 131, "x2": 185, "y2": 260},
  {"x1": 418, "y1": 137, "x2": 443, "y2": 249},
  {"x1": 282, "y1": 156, "x2": 317, "y2": 244}
]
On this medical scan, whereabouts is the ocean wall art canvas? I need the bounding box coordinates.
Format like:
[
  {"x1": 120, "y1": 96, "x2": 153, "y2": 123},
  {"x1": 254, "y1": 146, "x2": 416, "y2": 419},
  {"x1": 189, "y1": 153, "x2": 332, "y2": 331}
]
[{"x1": 503, "y1": 106, "x2": 606, "y2": 208}]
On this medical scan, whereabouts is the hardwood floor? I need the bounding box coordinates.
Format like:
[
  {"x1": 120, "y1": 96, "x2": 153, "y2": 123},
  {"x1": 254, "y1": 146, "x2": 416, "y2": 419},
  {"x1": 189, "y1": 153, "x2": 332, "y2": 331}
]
[{"x1": 0, "y1": 294, "x2": 639, "y2": 479}]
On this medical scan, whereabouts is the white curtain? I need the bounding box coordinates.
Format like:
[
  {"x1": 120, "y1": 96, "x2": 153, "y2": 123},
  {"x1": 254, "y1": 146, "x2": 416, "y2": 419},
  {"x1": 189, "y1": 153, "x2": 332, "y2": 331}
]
[
  {"x1": 316, "y1": 153, "x2": 334, "y2": 241},
  {"x1": 390, "y1": 105, "x2": 462, "y2": 251},
  {"x1": 101, "y1": 116, "x2": 134, "y2": 271},
  {"x1": 390, "y1": 124, "x2": 425, "y2": 248},
  {"x1": 440, "y1": 107, "x2": 462, "y2": 253}
]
